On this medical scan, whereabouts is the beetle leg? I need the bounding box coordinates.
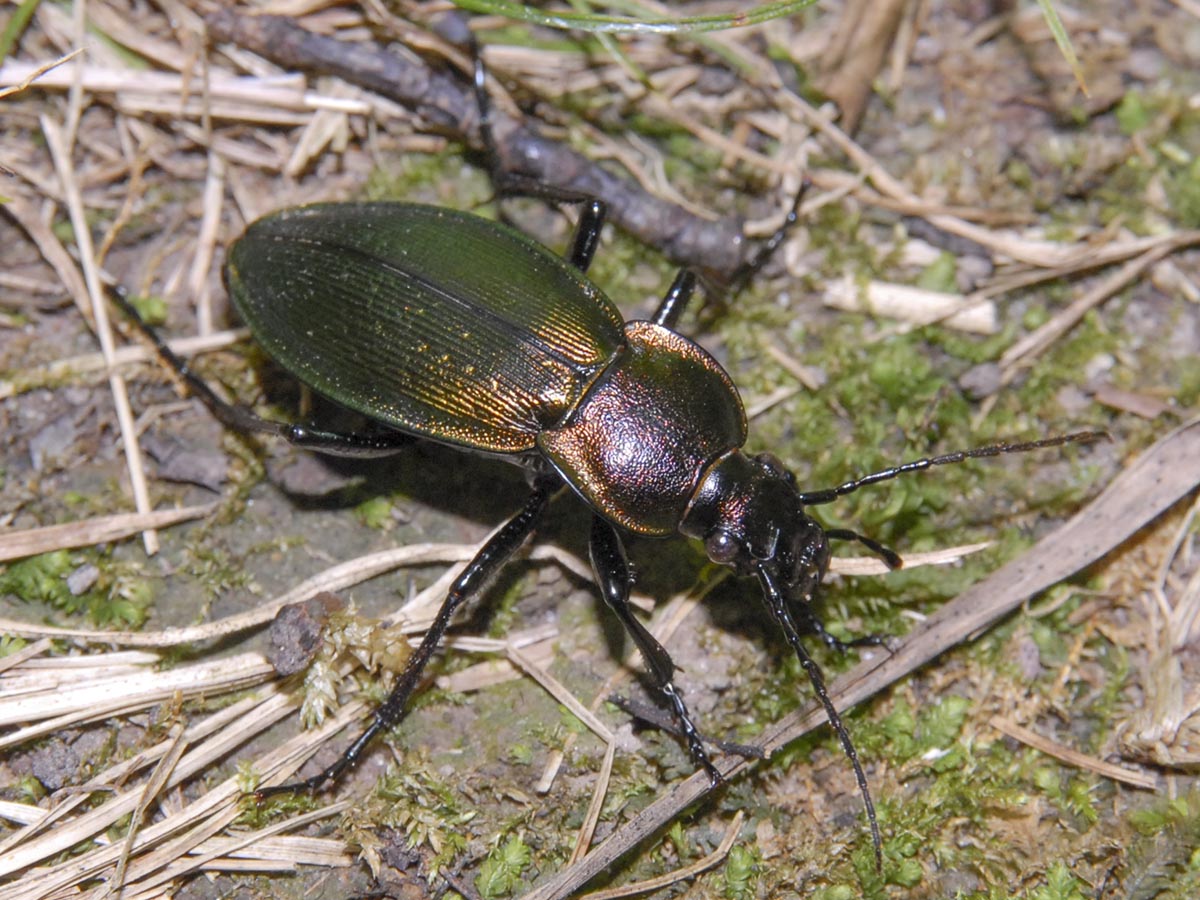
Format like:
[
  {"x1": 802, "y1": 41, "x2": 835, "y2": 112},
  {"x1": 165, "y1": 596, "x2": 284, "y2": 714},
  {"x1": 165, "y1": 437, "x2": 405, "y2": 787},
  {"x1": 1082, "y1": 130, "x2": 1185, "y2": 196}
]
[
  {"x1": 588, "y1": 516, "x2": 721, "y2": 786},
  {"x1": 725, "y1": 179, "x2": 810, "y2": 292},
  {"x1": 257, "y1": 478, "x2": 556, "y2": 799},
  {"x1": 650, "y1": 269, "x2": 699, "y2": 331},
  {"x1": 109, "y1": 284, "x2": 410, "y2": 458},
  {"x1": 565, "y1": 199, "x2": 606, "y2": 273},
  {"x1": 757, "y1": 563, "x2": 883, "y2": 870},
  {"x1": 470, "y1": 43, "x2": 608, "y2": 276}
]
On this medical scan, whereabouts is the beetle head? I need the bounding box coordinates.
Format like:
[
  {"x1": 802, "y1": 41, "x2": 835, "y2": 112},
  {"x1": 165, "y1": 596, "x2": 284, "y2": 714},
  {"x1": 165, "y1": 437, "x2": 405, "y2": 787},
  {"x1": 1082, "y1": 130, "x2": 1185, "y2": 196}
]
[{"x1": 681, "y1": 449, "x2": 830, "y2": 599}]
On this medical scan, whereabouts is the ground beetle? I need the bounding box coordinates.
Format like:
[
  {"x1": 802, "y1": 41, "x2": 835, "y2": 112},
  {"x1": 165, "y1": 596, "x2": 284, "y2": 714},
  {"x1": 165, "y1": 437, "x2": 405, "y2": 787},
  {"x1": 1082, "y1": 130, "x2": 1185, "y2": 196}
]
[{"x1": 110, "y1": 55, "x2": 1102, "y2": 866}]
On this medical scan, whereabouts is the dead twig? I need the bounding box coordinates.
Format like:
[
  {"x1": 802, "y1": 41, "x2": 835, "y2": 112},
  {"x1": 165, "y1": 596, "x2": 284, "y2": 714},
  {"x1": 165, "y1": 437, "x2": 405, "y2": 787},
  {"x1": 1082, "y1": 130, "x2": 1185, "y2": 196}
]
[{"x1": 203, "y1": 10, "x2": 752, "y2": 275}]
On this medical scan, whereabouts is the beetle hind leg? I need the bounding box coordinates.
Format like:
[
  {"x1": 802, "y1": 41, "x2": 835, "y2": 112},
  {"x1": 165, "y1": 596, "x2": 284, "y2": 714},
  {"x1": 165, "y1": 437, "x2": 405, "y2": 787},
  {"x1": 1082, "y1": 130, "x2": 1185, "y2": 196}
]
[
  {"x1": 588, "y1": 516, "x2": 721, "y2": 786},
  {"x1": 108, "y1": 284, "x2": 411, "y2": 458},
  {"x1": 257, "y1": 478, "x2": 556, "y2": 799},
  {"x1": 470, "y1": 43, "x2": 608, "y2": 276}
]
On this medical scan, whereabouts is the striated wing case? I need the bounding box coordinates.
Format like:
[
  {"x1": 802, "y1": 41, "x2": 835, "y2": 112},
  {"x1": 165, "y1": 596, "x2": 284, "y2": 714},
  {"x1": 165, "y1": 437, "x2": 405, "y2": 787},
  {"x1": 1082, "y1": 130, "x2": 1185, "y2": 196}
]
[{"x1": 225, "y1": 203, "x2": 626, "y2": 453}]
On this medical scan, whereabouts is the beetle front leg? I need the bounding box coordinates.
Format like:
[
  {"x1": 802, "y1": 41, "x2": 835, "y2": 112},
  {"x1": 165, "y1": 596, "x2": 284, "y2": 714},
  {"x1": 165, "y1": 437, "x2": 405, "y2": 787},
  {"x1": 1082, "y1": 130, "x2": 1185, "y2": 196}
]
[
  {"x1": 256, "y1": 478, "x2": 555, "y2": 799},
  {"x1": 588, "y1": 516, "x2": 720, "y2": 786}
]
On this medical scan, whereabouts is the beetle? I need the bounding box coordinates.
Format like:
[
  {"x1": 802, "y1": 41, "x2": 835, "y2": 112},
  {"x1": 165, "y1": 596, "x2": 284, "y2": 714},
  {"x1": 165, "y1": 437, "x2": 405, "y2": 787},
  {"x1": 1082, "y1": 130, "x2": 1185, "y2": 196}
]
[
  {"x1": 111, "y1": 193, "x2": 1100, "y2": 865},
  {"x1": 108, "y1": 50, "x2": 1101, "y2": 867}
]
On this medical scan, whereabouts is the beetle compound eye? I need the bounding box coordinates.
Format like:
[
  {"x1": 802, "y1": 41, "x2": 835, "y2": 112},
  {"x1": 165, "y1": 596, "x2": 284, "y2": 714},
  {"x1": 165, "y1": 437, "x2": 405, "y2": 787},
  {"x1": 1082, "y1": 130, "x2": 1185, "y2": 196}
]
[{"x1": 705, "y1": 530, "x2": 740, "y2": 564}]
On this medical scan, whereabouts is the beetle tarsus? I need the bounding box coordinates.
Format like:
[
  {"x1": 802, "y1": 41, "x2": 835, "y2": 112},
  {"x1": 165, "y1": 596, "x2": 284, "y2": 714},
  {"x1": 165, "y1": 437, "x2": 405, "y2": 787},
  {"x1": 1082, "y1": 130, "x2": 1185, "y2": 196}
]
[
  {"x1": 789, "y1": 600, "x2": 888, "y2": 656},
  {"x1": 608, "y1": 694, "x2": 766, "y2": 759}
]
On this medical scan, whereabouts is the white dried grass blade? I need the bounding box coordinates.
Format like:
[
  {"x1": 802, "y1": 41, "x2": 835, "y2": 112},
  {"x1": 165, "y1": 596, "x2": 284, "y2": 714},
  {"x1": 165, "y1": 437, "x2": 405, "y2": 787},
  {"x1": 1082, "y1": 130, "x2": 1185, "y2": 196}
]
[
  {"x1": 0, "y1": 62, "x2": 369, "y2": 115},
  {"x1": 0, "y1": 329, "x2": 249, "y2": 401},
  {"x1": 0, "y1": 689, "x2": 307, "y2": 884},
  {"x1": 2, "y1": 543, "x2": 484, "y2": 646},
  {"x1": 2, "y1": 650, "x2": 160, "y2": 698},
  {"x1": 829, "y1": 541, "x2": 992, "y2": 576},
  {"x1": 190, "y1": 834, "x2": 351, "y2": 868},
  {"x1": 786, "y1": 96, "x2": 1079, "y2": 268},
  {"x1": 107, "y1": 802, "x2": 352, "y2": 900},
  {"x1": 437, "y1": 640, "x2": 557, "y2": 693},
  {"x1": 0, "y1": 504, "x2": 215, "y2": 562},
  {"x1": 507, "y1": 645, "x2": 612, "y2": 742},
  {"x1": 825, "y1": 276, "x2": 998, "y2": 334},
  {"x1": 571, "y1": 811, "x2": 745, "y2": 900},
  {"x1": 42, "y1": 115, "x2": 156, "y2": 554},
  {"x1": 0, "y1": 638, "x2": 53, "y2": 677},
  {"x1": 0, "y1": 801, "x2": 45, "y2": 828},
  {"x1": 991, "y1": 717, "x2": 1157, "y2": 789},
  {"x1": 0, "y1": 652, "x2": 273, "y2": 728},
  {"x1": 570, "y1": 740, "x2": 615, "y2": 866},
  {"x1": 999, "y1": 232, "x2": 1200, "y2": 373}
]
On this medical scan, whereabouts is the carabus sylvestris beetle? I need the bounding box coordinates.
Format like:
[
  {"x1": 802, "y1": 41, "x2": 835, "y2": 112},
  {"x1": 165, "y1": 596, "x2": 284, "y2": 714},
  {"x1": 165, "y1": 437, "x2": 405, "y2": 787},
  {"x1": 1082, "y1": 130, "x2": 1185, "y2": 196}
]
[
  {"x1": 109, "y1": 54, "x2": 1103, "y2": 868},
  {"x1": 111, "y1": 195, "x2": 1100, "y2": 866}
]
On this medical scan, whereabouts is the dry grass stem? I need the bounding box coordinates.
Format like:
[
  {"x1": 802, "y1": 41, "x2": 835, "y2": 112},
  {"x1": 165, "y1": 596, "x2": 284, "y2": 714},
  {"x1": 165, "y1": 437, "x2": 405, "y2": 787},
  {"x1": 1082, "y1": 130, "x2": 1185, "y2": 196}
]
[
  {"x1": 0, "y1": 61, "x2": 372, "y2": 122},
  {"x1": 998, "y1": 232, "x2": 1200, "y2": 377},
  {"x1": 575, "y1": 811, "x2": 744, "y2": 900},
  {"x1": 42, "y1": 114, "x2": 157, "y2": 554},
  {"x1": 1118, "y1": 493, "x2": 1200, "y2": 766},
  {"x1": 0, "y1": 504, "x2": 214, "y2": 563},
  {"x1": 0, "y1": 328, "x2": 252, "y2": 401},
  {"x1": 824, "y1": 275, "x2": 999, "y2": 334},
  {"x1": 989, "y1": 716, "x2": 1157, "y2": 789}
]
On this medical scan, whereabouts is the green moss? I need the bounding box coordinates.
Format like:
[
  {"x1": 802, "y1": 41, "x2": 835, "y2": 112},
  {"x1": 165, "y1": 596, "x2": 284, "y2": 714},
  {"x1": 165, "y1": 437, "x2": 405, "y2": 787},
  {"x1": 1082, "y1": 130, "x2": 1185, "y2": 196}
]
[
  {"x1": 0, "y1": 549, "x2": 152, "y2": 627},
  {"x1": 476, "y1": 835, "x2": 533, "y2": 899},
  {"x1": 915, "y1": 251, "x2": 958, "y2": 293},
  {"x1": 354, "y1": 495, "x2": 394, "y2": 530},
  {"x1": 1030, "y1": 861, "x2": 1089, "y2": 900},
  {"x1": 1168, "y1": 157, "x2": 1200, "y2": 227},
  {"x1": 125, "y1": 293, "x2": 168, "y2": 326},
  {"x1": 1115, "y1": 91, "x2": 1151, "y2": 135},
  {"x1": 349, "y1": 761, "x2": 474, "y2": 879},
  {"x1": 722, "y1": 844, "x2": 760, "y2": 899}
]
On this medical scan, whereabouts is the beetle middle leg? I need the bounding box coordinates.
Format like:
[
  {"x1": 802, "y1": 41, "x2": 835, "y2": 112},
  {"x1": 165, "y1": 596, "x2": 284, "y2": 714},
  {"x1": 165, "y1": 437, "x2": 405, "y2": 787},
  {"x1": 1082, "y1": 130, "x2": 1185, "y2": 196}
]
[
  {"x1": 258, "y1": 477, "x2": 557, "y2": 798},
  {"x1": 588, "y1": 516, "x2": 721, "y2": 786}
]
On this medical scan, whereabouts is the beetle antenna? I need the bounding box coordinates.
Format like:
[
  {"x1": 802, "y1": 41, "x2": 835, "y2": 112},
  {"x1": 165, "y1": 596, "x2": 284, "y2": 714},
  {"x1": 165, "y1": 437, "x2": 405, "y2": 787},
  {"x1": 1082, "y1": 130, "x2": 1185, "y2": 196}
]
[
  {"x1": 797, "y1": 431, "x2": 1108, "y2": 506},
  {"x1": 757, "y1": 564, "x2": 883, "y2": 872}
]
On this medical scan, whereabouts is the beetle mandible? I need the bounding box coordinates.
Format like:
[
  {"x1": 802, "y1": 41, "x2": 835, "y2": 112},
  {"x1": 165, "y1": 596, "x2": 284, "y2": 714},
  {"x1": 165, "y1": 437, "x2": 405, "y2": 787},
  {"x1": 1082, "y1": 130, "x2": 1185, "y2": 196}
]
[{"x1": 111, "y1": 52, "x2": 1102, "y2": 865}]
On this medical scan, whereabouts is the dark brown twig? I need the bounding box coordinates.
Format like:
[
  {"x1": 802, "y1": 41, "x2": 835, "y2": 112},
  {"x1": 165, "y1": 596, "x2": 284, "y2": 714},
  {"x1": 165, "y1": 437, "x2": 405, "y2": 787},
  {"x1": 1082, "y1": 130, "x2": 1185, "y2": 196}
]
[{"x1": 205, "y1": 10, "x2": 752, "y2": 275}]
